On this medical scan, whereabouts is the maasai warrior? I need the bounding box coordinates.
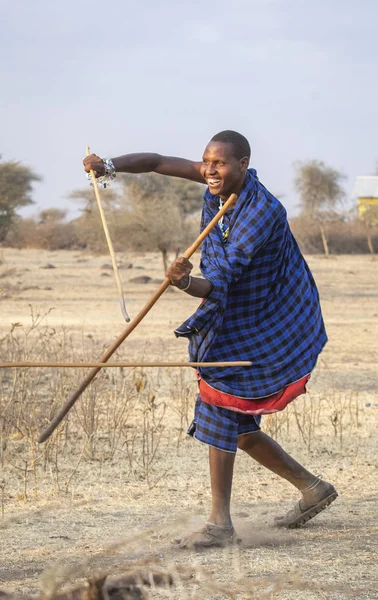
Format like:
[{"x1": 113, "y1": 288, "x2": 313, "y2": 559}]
[{"x1": 83, "y1": 131, "x2": 338, "y2": 549}]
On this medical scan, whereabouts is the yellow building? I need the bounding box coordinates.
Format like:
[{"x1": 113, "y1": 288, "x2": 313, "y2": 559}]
[{"x1": 355, "y1": 176, "x2": 378, "y2": 221}]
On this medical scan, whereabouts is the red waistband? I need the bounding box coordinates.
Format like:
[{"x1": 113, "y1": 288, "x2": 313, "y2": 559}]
[{"x1": 198, "y1": 374, "x2": 310, "y2": 415}]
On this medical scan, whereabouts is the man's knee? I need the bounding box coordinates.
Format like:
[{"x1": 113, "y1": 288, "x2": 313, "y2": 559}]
[{"x1": 237, "y1": 431, "x2": 261, "y2": 451}]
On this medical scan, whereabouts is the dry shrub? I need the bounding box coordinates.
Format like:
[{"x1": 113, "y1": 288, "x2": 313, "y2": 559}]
[
  {"x1": 290, "y1": 216, "x2": 378, "y2": 254},
  {"x1": 36, "y1": 220, "x2": 78, "y2": 250},
  {"x1": 0, "y1": 315, "x2": 373, "y2": 600},
  {"x1": 264, "y1": 389, "x2": 360, "y2": 452},
  {"x1": 5, "y1": 218, "x2": 78, "y2": 250},
  {"x1": 63, "y1": 208, "x2": 199, "y2": 261},
  {"x1": 3, "y1": 172, "x2": 202, "y2": 257},
  {"x1": 5, "y1": 218, "x2": 40, "y2": 248},
  {"x1": 6, "y1": 213, "x2": 377, "y2": 256},
  {"x1": 0, "y1": 308, "x2": 362, "y2": 503},
  {"x1": 0, "y1": 310, "x2": 196, "y2": 500}
]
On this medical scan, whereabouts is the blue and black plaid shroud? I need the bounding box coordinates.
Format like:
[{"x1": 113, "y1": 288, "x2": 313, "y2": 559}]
[
  {"x1": 189, "y1": 396, "x2": 261, "y2": 453},
  {"x1": 175, "y1": 169, "x2": 327, "y2": 398}
]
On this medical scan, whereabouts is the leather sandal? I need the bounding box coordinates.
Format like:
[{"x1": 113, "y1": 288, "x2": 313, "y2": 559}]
[
  {"x1": 174, "y1": 522, "x2": 240, "y2": 549},
  {"x1": 275, "y1": 481, "x2": 338, "y2": 528}
]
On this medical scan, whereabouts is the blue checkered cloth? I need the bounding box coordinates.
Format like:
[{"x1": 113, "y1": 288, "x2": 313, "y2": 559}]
[
  {"x1": 188, "y1": 396, "x2": 261, "y2": 453},
  {"x1": 175, "y1": 168, "x2": 327, "y2": 398}
]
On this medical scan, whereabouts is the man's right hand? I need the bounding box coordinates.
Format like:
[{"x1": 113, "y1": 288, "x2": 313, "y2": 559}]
[{"x1": 83, "y1": 154, "x2": 106, "y2": 177}]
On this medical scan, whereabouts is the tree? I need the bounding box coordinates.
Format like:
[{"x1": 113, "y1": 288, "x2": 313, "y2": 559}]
[
  {"x1": 39, "y1": 208, "x2": 67, "y2": 223},
  {"x1": 66, "y1": 175, "x2": 204, "y2": 259},
  {"x1": 68, "y1": 186, "x2": 119, "y2": 214},
  {"x1": 360, "y1": 204, "x2": 378, "y2": 257},
  {"x1": 36, "y1": 207, "x2": 77, "y2": 250},
  {"x1": 294, "y1": 160, "x2": 345, "y2": 256},
  {"x1": 168, "y1": 178, "x2": 205, "y2": 216},
  {"x1": 119, "y1": 174, "x2": 203, "y2": 272},
  {"x1": 0, "y1": 156, "x2": 41, "y2": 242},
  {"x1": 68, "y1": 187, "x2": 121, "y2": 253}
]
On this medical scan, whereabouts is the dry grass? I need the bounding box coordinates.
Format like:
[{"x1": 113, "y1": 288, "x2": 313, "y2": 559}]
[
  {"x1": 0, "y1": 313, "x2": 191, "y2": 497},
  {"x1": 0, "y1": 250, "x2": 377, "y2": 599}
]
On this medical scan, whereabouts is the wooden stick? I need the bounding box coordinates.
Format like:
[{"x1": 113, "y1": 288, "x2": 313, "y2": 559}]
[
  {"x1": 38, "y1": 193, "x2": 238, "y2": 444},
  {"x1": 0, "y1": 361, "x2": 251, "y2": 369},
  {"x1": 86, "y1": 145, "x2": 130, "y2": 322}
]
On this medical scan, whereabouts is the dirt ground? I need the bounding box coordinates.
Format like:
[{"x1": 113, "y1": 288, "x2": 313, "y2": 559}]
[{"x1": 0, "y1": 249, "x2": 377, "y2": 599}]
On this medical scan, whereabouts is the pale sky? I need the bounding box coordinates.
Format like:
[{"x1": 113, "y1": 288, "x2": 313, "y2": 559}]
[{"x1": 1, "y1": 0, "x2": 377, "y2": 218}]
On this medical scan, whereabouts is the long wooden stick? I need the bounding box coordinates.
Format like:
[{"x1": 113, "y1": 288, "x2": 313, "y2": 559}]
[
  {"x1": 38, "y1": 193, "x2": 238, "y2": 443},
  {"x1": 86, "y1": 145, "x2": 130, "y2": 322},
  {"x1": 0, "y1": 361, "x2": 251, "y2": 369}
]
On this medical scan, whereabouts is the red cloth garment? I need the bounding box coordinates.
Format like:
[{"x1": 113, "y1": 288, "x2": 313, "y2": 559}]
[{"x1": 198, "y1": 374, "x2": 311, "y2": 415}]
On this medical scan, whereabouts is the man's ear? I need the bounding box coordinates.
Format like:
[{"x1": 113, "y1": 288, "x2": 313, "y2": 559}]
[{"x1": 240, "y1": 156, "x2": 249, "y2": 172}]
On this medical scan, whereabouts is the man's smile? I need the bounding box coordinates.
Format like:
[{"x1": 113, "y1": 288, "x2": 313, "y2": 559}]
[{"x1": 207, "y1": 178, "x2": 222, "y2": 188}]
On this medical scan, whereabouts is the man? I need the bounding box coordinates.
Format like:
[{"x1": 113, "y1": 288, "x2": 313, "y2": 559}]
[{"x1": 83, "y1": 130, "x2": 337, "y2": 549}]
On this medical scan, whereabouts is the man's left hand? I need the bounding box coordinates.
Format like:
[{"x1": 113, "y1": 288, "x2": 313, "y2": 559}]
[{"x1": 166, "y1": 257, "x2": 193, "y2": 289}]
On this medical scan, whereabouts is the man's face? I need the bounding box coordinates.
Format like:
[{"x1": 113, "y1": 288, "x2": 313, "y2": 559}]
[{"x1": 200, "y1": 141, "x2": 249, "y2": 199}]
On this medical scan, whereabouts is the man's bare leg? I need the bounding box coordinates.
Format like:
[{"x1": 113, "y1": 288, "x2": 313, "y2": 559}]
[
  {"x1": 208, "y1": 446, "x2": 235, "y2": 528},
  {"x1": 237, "y1": 431, "x2": 316, "y2": 489},
  {"x1": 237, "y1": 431, "x2": 337, "y2": 526},
  {"x1": 175, "y1": 446, "x2": 237, "y2": 548}
]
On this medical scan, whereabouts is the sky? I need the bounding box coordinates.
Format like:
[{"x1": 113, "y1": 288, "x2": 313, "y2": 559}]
[{"x1": 1, "y1": 0, "x2": 377, "y2": 219}]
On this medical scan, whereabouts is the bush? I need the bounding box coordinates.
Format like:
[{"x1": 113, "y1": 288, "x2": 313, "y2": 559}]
[
  {"x1": 290, "y1": 217, "x2": 378, "y2": 254},
  {"x1": 5, "y1": 218, "x2": 79, "y2": 250}
]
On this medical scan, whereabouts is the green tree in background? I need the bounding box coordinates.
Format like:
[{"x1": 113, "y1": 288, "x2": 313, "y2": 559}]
[
  {"x1": 294, "y1": 160, "x2": 345, "y2": 256},
  {"x1": 0, "y1": 156, "x2": 41, "y2": 242}
]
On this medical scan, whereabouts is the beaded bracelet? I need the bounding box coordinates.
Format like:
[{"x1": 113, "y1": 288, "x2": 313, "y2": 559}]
[
  {"x1": 87, "y1": 157, "x2": 116, "y2": 189},
  {"x1": 103, "y1": 157, "x2": 116, "y2": 177}
]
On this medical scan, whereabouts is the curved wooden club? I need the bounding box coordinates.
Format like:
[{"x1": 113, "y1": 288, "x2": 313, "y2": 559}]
[
  {"x1": 38, "y1": 192, "x2": 237, "y2": 443},
  {"x1": 86, "y1": 145, "x2": 130, "y2": 322}
]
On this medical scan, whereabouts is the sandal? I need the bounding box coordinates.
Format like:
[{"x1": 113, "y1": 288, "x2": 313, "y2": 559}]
[
  {"x1": 174, "y1": 522, "x2": 240, "y2": 549},
  {"x1": 275, "y1": 480, "x2": 338, "y2": 528}
]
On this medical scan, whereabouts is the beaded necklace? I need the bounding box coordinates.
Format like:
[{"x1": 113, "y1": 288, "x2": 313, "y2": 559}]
[{"x1": 218, "y1": 198, "x2": 229, "y2": 242}]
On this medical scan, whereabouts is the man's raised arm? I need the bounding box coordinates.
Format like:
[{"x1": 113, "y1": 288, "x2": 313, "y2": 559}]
[{"x1": 83, "y1": 152, "x2": 205, "y2": 184}]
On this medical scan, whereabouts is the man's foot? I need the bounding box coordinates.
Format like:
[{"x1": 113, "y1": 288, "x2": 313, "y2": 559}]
[
  {"x1": 275, "y1": 479, "x2": 338, "y2": 528},
  {"x1": 174, "y1": 522, "x2": 239, "y2": 549}
]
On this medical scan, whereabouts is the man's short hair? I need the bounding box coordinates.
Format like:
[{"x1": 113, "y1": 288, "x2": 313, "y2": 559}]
[{"x1": 210, "y1": 130, "x2": 251, "y2": 160}]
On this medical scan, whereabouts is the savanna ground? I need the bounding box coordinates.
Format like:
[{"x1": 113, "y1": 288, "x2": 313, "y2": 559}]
[{"x1": 0, "y1": 249, "x2": 377, "y2": 599}]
